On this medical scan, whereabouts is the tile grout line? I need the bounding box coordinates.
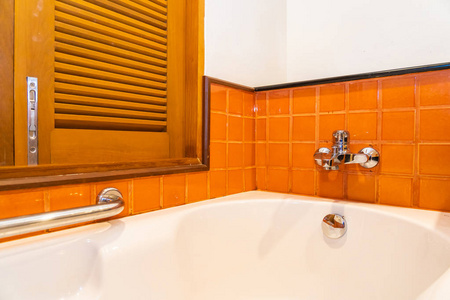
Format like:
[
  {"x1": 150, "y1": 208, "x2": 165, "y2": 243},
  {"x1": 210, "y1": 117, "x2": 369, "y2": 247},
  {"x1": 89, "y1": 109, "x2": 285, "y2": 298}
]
[
  {"x1": 288, "y1": 89, "x2": 293, "y2": 193},
  {"x1": 314, "y1": 87, "x2": 320, "y2": 196},
  {"x1": 185, "y1": 174, "x2": 189, "y2": 204},
  {"x1": 413, "y1": 76, "x2": 421, "y2": 208},
  {"x1": 242, "y1": 92, "x2": 246, "y2": 192},
  {"x1": 265, "y1": 92, "x2": 269, "y2": 191},
  {"x1": 225, "y1": 88, "x2": 230, "y2": 195},
  {"x1": 376, "y1": 79, "x2": 383, "y2": 204},
  {"x1": 130, "y1": 179, "x2": 134, "y2": 215},
  {"x1": 159, "y1": 176, "x2": 164, "y2": 209},
  {"x1": 343, "y1": 83, "x2": 350, "y2": 200}
]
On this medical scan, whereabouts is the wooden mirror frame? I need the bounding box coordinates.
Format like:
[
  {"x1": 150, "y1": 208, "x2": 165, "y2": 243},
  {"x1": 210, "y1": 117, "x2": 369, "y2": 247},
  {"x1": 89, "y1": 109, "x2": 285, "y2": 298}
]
[{"x1": 0, "y1": 0, "x2": 209, "y2": 191}]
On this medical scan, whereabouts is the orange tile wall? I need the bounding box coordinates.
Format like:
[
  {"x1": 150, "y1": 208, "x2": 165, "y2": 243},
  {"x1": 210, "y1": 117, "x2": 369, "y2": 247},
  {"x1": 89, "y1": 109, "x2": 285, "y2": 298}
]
[
  {"x1": 1, "y1": 69, "x2": 450, "y2": 243},
  {"x1": 256, "y1": 69, "x2": 450, "y2": 211},
  {"x1": 0, "y1": 83, "x2": 256, "y2": 242}
]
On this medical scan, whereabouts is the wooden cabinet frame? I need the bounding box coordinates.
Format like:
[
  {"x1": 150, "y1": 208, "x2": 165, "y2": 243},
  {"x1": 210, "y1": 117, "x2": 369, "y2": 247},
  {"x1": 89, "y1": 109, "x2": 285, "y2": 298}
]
[{"x1": 0, "y1": 0, "x2": 207, "y2": 191}]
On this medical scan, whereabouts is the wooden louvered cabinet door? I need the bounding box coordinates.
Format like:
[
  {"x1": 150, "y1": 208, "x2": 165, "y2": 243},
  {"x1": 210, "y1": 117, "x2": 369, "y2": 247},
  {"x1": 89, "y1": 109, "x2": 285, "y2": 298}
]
[{"x1": 14, "y1": 0, "x2": 186, "y2": 165}]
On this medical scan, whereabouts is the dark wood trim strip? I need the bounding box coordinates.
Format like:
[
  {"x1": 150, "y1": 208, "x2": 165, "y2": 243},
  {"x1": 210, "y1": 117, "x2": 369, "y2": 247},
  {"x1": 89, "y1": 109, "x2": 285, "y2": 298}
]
[
  {"x1": 0, "y1": 163, "x2": 208, "y2": 191},
  {"x1": 202, "y1": 76, "x2": 211, "y2": 169},
  {"x1": 255, "y1": 62, "x2": 450, "y2": 91},
  {"x1": 204, "y1": 76, "x2": 254, "y2": 92}
]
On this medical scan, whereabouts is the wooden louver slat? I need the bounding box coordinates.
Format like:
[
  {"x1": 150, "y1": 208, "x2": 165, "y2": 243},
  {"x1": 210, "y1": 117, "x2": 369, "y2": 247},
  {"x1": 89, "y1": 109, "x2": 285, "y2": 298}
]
[{"x1": 54, "y1": 0, "x2": 168, "y2": 132}]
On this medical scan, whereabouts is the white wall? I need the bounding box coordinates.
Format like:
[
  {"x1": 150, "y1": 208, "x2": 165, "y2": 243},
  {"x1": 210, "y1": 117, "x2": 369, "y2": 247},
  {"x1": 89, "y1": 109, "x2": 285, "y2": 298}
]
[
  {"x1": 204, "y1": 0, "x2": 287, "y2": 87},
  {"x1": 286, "y1": 0, "x2": 450, "y2": 81},
  {"x1": 205, "y1": 0, "x2": 450, "y2": 86}
]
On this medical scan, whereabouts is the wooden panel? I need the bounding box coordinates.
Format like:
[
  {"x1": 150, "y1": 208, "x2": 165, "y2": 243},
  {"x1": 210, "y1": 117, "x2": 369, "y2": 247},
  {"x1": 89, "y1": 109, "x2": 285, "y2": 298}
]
[
  {"x1": 55, "y1": 103, "x2": 167, "y2": 120},
  {"x1": 55, "y1": 82, "x2": 166, "y2": 105},
  {"x1": 54, "y1": 93, "x2": 166, "y2": 113},
  {"x1": 58, "y1": 0, "x2": 166, "y2": 37},
  {"x1": 55, "y1": 52, "x2": 166, "y2": 83},
  {"x1": 55, "y1": 0, "x2": 167, "y2": 45},
  {"x1": 166, "y1": 0, "x2": 186, "y2": 157},
  {"x1": 55, "y1": 114, "x2": 166, "y2": 131},
  {"x1": 14, "y1": 0, "x2": 55, "y2": 165},
  {"x1": 51, "y1": 129, "x2": 169, "y2": 164},
  {"x1": 0, "y1": 0, "x2": 14, "y2": 166},
  {"x1": 55, "y1": 42, "x2": 167, "y2": 76},
  {"x1": 83, "y1": 0, "x2": 167, "y2": 30},
  {"x1": 185, "y1": 0, "x2": 205, "y2": 158},
  {"x1": 54, "y1": 0, "x2": 168, "y2": 133}
]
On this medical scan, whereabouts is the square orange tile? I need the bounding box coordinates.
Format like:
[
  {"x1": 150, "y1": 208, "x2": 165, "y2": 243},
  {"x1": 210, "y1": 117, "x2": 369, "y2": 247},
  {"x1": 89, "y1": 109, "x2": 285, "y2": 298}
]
[
  {"x1": 228, "y1": 89, "x2": 243, "y2": 115},
  {"x1": 418, "y1": 70, "x2": 450, "y2": 106},
  {"x1": 243, "y1": 92, "x2": 255, "y2": 117},
  {"x1": 228, "y1": 169, "x2": 244, "y2": 195},
  {"x1": 268, "y1": 117, "x2": 290, "y2": 141},
  {"x1": 268, "y1": 143, "x2": 289, "y2": 167},
  {"x1": 244, "y1": 118, "x2": 255, "y2": 142},
  {"x1": 267, "y1": 168, "x2": 289, "y2": 193},
  {"x1": 244, "y1": 143, "x2": 255, "y2": 167},
  {"x1": 228, "y1": 143, "x2": 244, "y2": 168},
  {"x1": 256, "y1": 92, "x2": 267, "y2": 116},
  {"x1": 293, "y1": 87, "x2": 316, "y2": 114},
  {"x1": 419, "y1": 178, "x2": 450, "y2": 211},
  {"x1": 319, "y1": 114, "x2": 345, "y2": 140},
  {"x1": 380, "y1": 144, "x2": 414, "y2": 175},
  {"x1": 317, "y1": 171, "x2": 343, "y2": 199},
  {"x1": 381, "y1": 76, "x2": 415, "y2": 108},
  {"x1": 96, "y1": 180, "x2": 130, "y2": 218},
  {"x1": 291, "y1": 170, "x2": 315, "y2": 196},
  {"x1": 133, "y1": 177, "x2": 160, "y2": 213},
  {"x1": 245, "y1": 168, "x2": 257, "y2": 191},
  {"x1": 187, "y1": 172, "x2": 208, "y2": 203},
  {"x1": 163, "y1": 175, "x2": 186, "y2": 208},
  {"x1": 420, "y1": 109, "x2": 450, "y2": 141},
  {"x1": 211, "y1": 113, "x2": 227, "y2": 141},
  {"x1": 348, "y1": 112, "x2": 377, "y2": 140},
  {"x1": 48, "y1": 184, "x2": 91, "y2": 211},
  {"x1": 256, "y1": 119, "x2": 267, "y2": 141},
  {"x1": 419, "y1": 145, "x2": 450, "y2": 176},
  {"x1": 292, "y1": 116, "x2": 315, "y2": 141},
  {"x1": 268, "y1": 90, "x2": 290, "y2": 115},
  {"x1": 0, "y1": 189, "x2": 45, "y2": 219},
  {"x1": 210, "y1": 170, "x2": 227, "y2": 198},
  {"x1": 319, "y1": 84, "x2": 345, "y2": 112},
  {"x1": 211, "y1": 84, "x2": 227, "y2": 112},
  {"x1": 349, "y1": 80, "x2": 378, "y2": 110},
  {"x1": 256, "y1": 143, "x2": 266, "y2": 166},
  {"x1": 379, "y1": 176, "x2": 412, "y2": 207},
  {"x1": 256, "y1": 168, "x2": 267, "y2": 190},
  {"x1": 210, "y1": 142, "x2": 227, "y2": 169},
  {"x1": 347, "y1": 174, "x2": 376, "y2": 203},
  {"x1": 228, "y1": 116, "x2": 243, "y2": 141},
  {"x1": 381, "y1": 111, "x2": 415, "y2": 141},
  {"x1": 292, "y1": 143, "x2": 315, "y2": 168}
]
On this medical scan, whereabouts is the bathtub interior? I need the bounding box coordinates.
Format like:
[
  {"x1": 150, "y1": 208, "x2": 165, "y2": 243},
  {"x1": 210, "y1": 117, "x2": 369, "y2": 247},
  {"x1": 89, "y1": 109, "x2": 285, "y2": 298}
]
[{"x1": 0, "y1": 191, "x2": 449, "y2": 300}]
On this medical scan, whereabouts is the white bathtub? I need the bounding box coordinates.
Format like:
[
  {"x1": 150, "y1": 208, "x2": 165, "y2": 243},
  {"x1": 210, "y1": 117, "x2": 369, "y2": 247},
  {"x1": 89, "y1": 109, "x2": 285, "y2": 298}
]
[{"x1": 0, "y1": 191, "x2": 450, "y2": 300}]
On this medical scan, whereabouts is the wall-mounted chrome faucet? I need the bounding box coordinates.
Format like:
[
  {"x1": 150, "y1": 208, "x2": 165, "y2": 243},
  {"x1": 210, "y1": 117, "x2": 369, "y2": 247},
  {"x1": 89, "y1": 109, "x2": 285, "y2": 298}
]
[{"x1": 314, "y1": 130, "x2": 379, "y2": 170}]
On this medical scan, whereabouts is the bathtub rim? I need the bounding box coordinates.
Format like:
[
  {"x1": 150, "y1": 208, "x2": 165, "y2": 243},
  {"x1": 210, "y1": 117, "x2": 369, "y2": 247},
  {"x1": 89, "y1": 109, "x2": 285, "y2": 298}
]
[{"x1": 1, "y1": 190, "x2": 450, "y2": 249}]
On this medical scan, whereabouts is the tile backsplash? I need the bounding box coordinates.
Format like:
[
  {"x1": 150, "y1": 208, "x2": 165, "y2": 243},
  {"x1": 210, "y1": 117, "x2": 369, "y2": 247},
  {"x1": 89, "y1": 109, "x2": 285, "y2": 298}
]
[
  {"x1": 1, "y1": 68, "x2": 449, "y2": 242},
  {"x1": 256, "y1": 69, "x2": 450, "y2": 211}
]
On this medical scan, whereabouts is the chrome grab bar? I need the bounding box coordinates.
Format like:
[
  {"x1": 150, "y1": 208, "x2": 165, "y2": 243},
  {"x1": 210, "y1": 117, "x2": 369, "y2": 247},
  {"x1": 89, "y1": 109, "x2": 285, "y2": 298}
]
[{"x1": 0, "y1": 187, "x2": 124, "y2": 239}]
